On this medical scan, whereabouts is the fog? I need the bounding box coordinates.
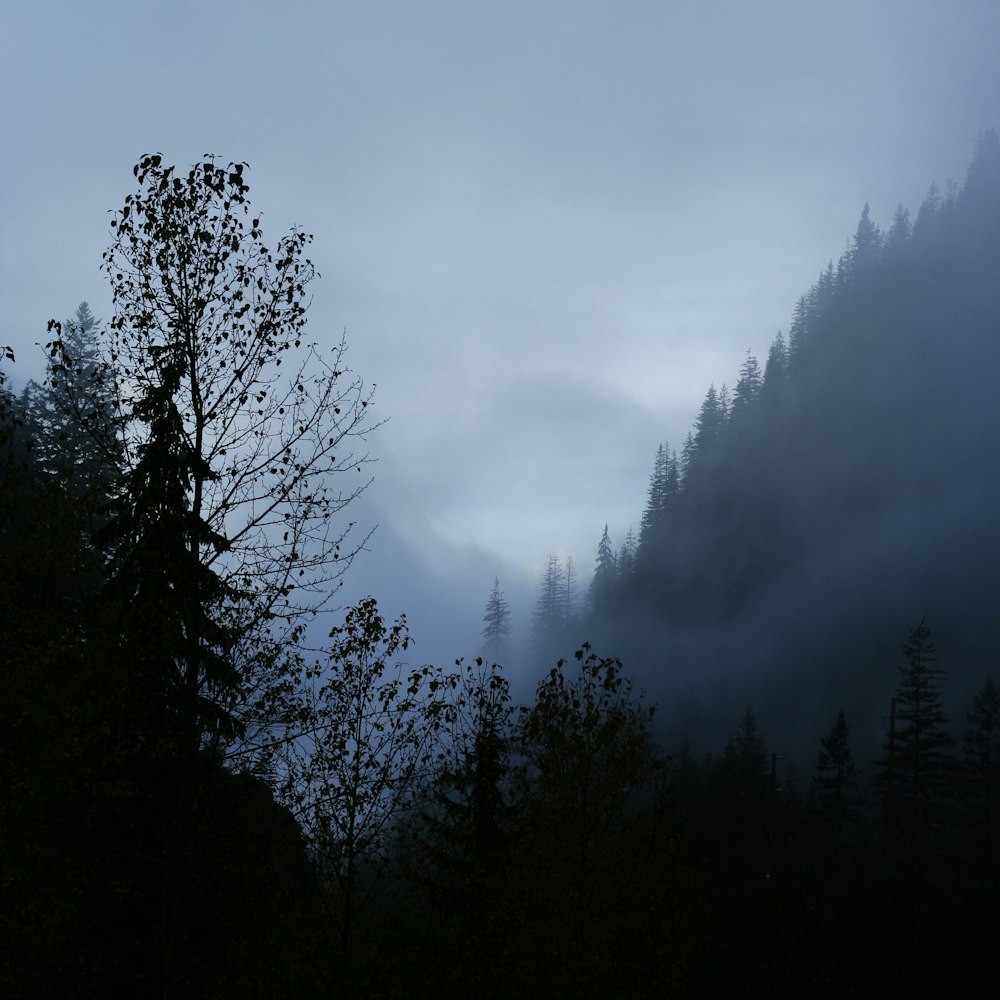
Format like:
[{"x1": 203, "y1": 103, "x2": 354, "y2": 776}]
[{"x1": 5, "y1": 1, "x2": 1000, "y2": 754}]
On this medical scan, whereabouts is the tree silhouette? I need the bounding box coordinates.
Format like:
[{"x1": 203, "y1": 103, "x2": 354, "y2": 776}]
[{"x1": 480, "y1": 576, "x2": 512, "y2": 661}]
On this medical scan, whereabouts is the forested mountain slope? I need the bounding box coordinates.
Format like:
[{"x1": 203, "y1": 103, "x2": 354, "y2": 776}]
[{"x1": 583, "y1": 131, "x2": 1000, "y2": 753}]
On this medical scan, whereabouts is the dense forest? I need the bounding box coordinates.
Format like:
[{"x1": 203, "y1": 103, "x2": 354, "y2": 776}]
[
  {"x1": 2, "y1": 137, "x2": 999, "y2": 997},
  {"x1": 528, "y1": 128, "x2": 1000, "y2": 763}
]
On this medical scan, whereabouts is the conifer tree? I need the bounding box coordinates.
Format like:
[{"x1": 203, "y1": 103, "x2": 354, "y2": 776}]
[
  {"x1": 531, "y1": 554, "x2": 565, "y2": 647},
  {"x1": 877, "y1": 620, "x2": 954, "y2": 854},
  {"x1": 849, "y1": 202, "x2": 883, "y2": 276},
  {"x1": 587, "y1": 523, "x2": 617, "y2": 615},
  {"x1": 731, "y1": 349, "x2": 762, "y2": 419},
  {"x1": 481, "y1": 576, "x2": 512, "y2": 661},
  {"x1": 21, "y1": 303, "x2": 121, "y2": 505},
  {"x1": 617, "y1": 526, "x2": 637, "y2": 584},
  {"x1": 762, "y1": 331, "x2": 788, "y2": 394},
  {"x1": 961, "y1": 677, "x2": 1000, "y2": 868},
  {"x1": 812, "y1": 708, "x2": 860, "y2": 854}
]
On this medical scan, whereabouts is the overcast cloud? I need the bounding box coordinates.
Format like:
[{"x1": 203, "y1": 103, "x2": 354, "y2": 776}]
[{"x1": 3, "y1": 0, "x2": 999, "y2": 665}]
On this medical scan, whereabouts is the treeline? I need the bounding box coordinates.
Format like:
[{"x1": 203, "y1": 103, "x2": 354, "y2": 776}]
[{"x1": 574, "y1": 129, "x2": 1000, "y2": 634}]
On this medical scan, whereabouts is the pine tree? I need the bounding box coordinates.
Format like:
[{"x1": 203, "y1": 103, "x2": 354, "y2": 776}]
[
  {"x1": 760, "y1": 332, "x2": 788, "y2": 411},
  {"x1": 563, "y1": 555, "x2": 578, "y2": 630},
  {"x1": 693, "y1": 384, "x2": 724, "y2": 457},
  {"x1": 639, "y1": 443, "x2": 670, "y2": 547},
  {"x1": 481, "y1": 577, "x2": 512, "y2": 661},
  {"x1": 885, "y1": 204, "x2": 912, "y2": 254},
  {"x1": 812, "y1": 708, "x2": 860, "y2": 854},
  {"x1": 531, "y1": 554, "x2": 565, "y2": 645},
  {"x1": 849, "y1": 202, "x2": 883, "y2": 276},
  {"x1": 587, "y1": 524, "x2": 617, "y2": 618},
  {"x1": 961, "y1": 678, "x2": 1000, "y2": 868},
  {"x1": 912, "y1": 182, "x2": 944, "y2": 242},
  {"x1": 21, "y1": 302, "x2": 119, "y2": 498},
  {"x1": 617, "y1": 526, "x2": 637, "y2": 583},
  {"x1": 877, "y1": 620, "x2": 955, "y2": 853},
  {"x1": 731, "y1": 350, "x2": 762, "y2": 420}
]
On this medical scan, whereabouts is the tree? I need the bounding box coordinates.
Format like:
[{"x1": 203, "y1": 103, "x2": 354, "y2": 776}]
[
  {"x1": 731, "y1": 349, "x2": 762, "y2": 420},
  {"x1": 563, "y1": 554, "x2": 578, "y2": 629},
  {"x1": 877, "y1": 620, "x2": 954, "y2": 855},
  {"x1": 480, "y1": 576, "x2": 512, "y2": 661},
  {"x1": 281, "y1": 598, "x2": 442, "y2": 948},
  {"x1": 404, "y1": 655, "x2": 516, "y2": 972},
  {"x1": 885, "y1": 204, "x2": 912, "y2": 255},
  {"x1": 531, "y1": 554, "x2": 565, "y2": 647},
  {"x1": 86, "y1": 153, "x2": 376, "y2": 991},
  {"x1": 811, "y1": 708, "x2": 860, "y2": 855},
  {"x1": 761, "y1": 330, "x2": 788, "y2": 398},
  {"x1": 639, "y1": 443, "x2": 671, "y2": 547},
  {"x1": 97, "y1": 153, "x2": 377, "y2": 751},
  {"x1": 849, "y1": 202, "x2": 883, "y2": 277},
  {"x1": 960, "y1": 678, "x2": 1000, "y2": 867},
  {"x1": 21, "y1": 302, "x2": 119, "y2": 497},
  {"x1": 514, "y1": 645, "x2": 666, "y2": 992},
  {"x1": 617, "y1": 525, "x2": 637, "y2": 581},
  {"x1": 586, "y1": 524, "x2": 617, "y2": 618},
  {"x1": 692, "y1": 383, "x2": 724, "y2": 457}
]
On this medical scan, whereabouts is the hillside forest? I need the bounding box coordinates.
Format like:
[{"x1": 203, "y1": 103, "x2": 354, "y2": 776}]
[{"x1": 2, "y1": 135, "x2": 1000, "y2": 997}]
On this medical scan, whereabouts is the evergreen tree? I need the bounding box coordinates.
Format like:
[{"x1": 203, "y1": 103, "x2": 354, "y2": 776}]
[
  {"x1": 480, "y1": 577, "x2": 512, "y2": 661},
  {"x1": 639, "y1": 442, "x2": 670, "y2": 547},
  {"x1": 563, "y1": 554, "x2": 578, "y2": 630},
  {"x1": 885, "y1": 204, "x2": 912, "y2": 254},
  {"x1": 587, "y1": 524, "x2": 617, "y2": 618},
  {"x1": 811, "y1": 708, "x2": 860, "y2": 854},
  {"x1": 877, "y1": 620, "x2": 955, "y2": 854},
  {"x1": 912, "y1": 182, "x2": 944, "y2": 242},
  {"x1": 731, "y1": 349, "x2": 762, "y2": 420},
  {"x1": 692, "y1": 383, "x2": 724, "y2": 457},
  {"x1": 617, "y1": 526, "x2": 637, "y2": 584},
  {"x1": 762, "y1": 330, "x2": 788, "y2": 395},
  {"x1": 961, "y1": 677, "x2": 1000, "y2": 868},
  {"x1": 531, "y1": 554, "x2": 565, "y2": 647},
  {"x1": 849, "y1": 202, "x2": 883, "y2": 276},
  {"x1": 679, "y1": 431, "x2": 696, "y2": 482},
  {"x1": 21, "y1": 303, "x2": 119, "y2": 496}
]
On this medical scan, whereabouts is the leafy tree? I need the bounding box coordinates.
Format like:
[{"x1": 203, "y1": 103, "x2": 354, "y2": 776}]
[
  {"x1": 513, "y1": 646, "x2": 669, "y2": 994},
  {"x1": 480, "y1": 576, "x2": 512, "y2": 661},
  {"x1": 49, "y1": 152, "x2": 379, "y2": 991},
  {"x1": 281, "y1": 598, "x2": 442, "y2": 948},
  {"x1": 520, "y1": 645, "x2": 659, "y2": 835}
]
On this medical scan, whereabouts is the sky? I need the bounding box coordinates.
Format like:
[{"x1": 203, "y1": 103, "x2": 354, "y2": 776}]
[{"x1": 3, "y1": 0, "x2": 1000, "y2": 666}]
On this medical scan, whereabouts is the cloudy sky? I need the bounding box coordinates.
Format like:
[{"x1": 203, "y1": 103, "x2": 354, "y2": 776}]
[{"x1": 3, "y1": 0, "x2": 999, "y2": 662}]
